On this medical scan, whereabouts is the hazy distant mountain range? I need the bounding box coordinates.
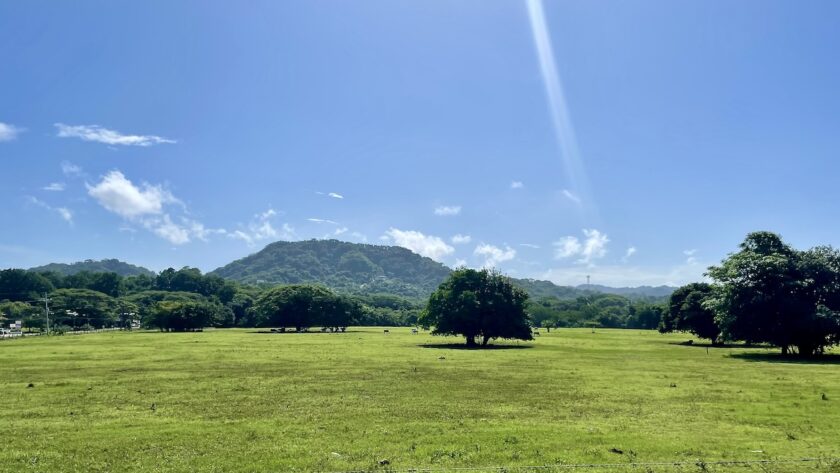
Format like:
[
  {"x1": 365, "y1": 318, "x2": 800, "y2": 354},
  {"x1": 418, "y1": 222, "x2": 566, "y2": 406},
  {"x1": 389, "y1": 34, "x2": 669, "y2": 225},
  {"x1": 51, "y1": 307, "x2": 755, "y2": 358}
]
[{"x1": 25, "y1": 240, "x2": 675, "y2": 300}]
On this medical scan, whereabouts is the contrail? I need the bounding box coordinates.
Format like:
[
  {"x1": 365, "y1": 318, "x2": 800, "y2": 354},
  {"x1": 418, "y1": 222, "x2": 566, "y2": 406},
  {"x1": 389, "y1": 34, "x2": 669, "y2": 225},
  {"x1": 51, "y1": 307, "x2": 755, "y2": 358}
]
[{"x1": 525, "y1": 0, "x2": 594, "y2": 215}]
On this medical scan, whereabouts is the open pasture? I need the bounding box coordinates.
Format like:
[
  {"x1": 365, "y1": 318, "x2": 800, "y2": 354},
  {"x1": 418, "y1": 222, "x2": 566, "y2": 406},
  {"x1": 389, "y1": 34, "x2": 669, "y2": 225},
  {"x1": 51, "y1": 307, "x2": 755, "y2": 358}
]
[{"x1": 1, "y1": 328, "x2": 838, "y2": 472}]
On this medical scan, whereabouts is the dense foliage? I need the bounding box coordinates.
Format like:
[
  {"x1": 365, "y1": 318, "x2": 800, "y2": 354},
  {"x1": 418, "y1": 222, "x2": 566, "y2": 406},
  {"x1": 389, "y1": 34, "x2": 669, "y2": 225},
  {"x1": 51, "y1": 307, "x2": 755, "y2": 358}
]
[
  {"x1": 659, "y1": 283, "x2": 720, "y2": 344},
  {"x1": 707, "y1": 232, "x2": 840, "y2": 356},
  {"x1": 527, "y1": 294, "x2": 663, "y2": 330},
  {"x1": 421, "y1": 268, "x2": 533, "y2": 346}
]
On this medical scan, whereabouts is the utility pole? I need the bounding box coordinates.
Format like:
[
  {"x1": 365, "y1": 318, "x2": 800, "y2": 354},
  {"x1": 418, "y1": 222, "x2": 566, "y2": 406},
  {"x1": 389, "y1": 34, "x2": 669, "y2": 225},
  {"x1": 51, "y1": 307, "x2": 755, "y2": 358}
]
[
  {"x1": 586, "y1": 275, "x2": 590, "y2": 288},
  {"x1": 41, "y1": 293, "x2": 51, "y2": 335}
]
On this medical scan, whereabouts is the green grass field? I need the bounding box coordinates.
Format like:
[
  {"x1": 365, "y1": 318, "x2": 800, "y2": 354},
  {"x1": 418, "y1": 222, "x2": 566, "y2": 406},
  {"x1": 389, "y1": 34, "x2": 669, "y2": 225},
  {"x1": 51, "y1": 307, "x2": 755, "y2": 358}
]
[{"x1": 1, "y1": 328, "x2": 838, "y2": 472}]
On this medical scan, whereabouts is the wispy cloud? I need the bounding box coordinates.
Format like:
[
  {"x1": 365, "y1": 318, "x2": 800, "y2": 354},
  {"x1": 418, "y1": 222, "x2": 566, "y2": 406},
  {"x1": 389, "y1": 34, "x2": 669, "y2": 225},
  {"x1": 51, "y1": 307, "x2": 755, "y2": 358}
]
[
  {"x1": 519, "y1": 243, "x2": 541, "y2": 249},
  {"x1": 27, "y1": 196, "x2": 73, "y2": 224},
  {"x1": 434, "y1": 205, "x2": 461, "y2": 216},
  {"x1": 308, "y1": 218, "x2": 339, "y2": 225},
  {"x1": 561, "y1": 189, "x2": 581, "y2": 204},
  {"x1": 55, "y1": 123, "x2": 176, "y2": 147},
  {"x1": 621, "y1": 246, "x2": 637, "y2": 263},
  {"x1": 510, "y1": 181, "x2": 524, "y2": 189},
  {"x1": 229, "y1": 208, "x2": 294, "y2": 246},
  {"x1": 0, "y1": 122, "x2": 24, "y2": 142},
  {"x1": 328, "y1": 192, "x2": 344, "y2": 199},
  {"x1": 474, "y1": 243, "x2": 516, "y2": 268},
  {"x1": 553, "y1": 229, "x2": 609, "y2": 264},
  {"x1": 43, "y1": 182, "x2": 66, "y2": 192},
  {"x1": 61, "y1": 161, "x2": 83, "y2": 177},
  {"x1": 382, "y1": 228, "x2": 454, "y2": 262},
  {"x1": 451, "y1": 234, "x2": 472, "y2": 245},
  {"x1": 683, "y1": 249, "x2": 698, "y2": 264}
]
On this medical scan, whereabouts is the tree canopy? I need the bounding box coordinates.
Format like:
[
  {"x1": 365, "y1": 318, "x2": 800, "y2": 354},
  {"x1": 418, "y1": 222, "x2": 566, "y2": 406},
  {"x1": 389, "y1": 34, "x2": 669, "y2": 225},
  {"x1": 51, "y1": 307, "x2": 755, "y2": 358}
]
[
  {"x1": 420, "y1": 268, "x2": 533, "y2": 347},
  {"x1": 660, "y1": 282, "x2": 720, "y2": 344},
  {"x1": 707, "y1": 231, "x2": 840, "y2": 356}
]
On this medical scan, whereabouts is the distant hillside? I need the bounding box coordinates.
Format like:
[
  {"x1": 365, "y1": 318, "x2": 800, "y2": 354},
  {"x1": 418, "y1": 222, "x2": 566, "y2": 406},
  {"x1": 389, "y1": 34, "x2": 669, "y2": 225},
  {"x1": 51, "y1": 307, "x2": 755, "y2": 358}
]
[
  {"x1": 576, "y1": 284, "x2": 675, "y2": 299},
  {"x1": 211, "y1": 239, "x2": 452, "y2": 299},
  {"x1": 211, "y1": 239, "x2": 672, "y2": 301},
  {"x1": 29, "y1": 259, "x2": 155, "y2": 277}
]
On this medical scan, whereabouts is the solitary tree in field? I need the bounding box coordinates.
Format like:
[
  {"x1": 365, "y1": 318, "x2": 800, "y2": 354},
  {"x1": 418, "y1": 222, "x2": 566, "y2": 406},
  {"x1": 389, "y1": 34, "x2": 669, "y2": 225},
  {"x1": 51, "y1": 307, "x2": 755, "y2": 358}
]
[
  {"x1": 420, "y1": 268, "x2": 533, "y2": 347},
  {"x1": 659, "y1": 283, "x2": 720, "y2": 344}
]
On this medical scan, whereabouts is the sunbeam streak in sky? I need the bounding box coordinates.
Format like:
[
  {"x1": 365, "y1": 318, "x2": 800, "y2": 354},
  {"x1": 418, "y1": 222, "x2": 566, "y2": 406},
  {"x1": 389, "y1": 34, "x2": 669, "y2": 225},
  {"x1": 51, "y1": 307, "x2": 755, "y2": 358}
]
[{"x1": 526, "y1": 0, "x2": 595, "y2": 217}]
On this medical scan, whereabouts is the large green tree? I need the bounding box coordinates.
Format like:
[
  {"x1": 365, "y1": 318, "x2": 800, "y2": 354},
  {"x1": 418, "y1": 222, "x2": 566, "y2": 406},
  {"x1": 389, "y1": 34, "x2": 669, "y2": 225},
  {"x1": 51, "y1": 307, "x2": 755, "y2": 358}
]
[
  {"x1": 420, "y1": 268, "x2": 533, "y2": 347},
  {"x1": 251, "y1": 285, "x2": 356, "y2": 331},
  {"x1": 659, "y1": 283, "x2": 720, "y2": 344},
  {"x1": 0, "y1": 269, "x2": 54, "y2": 302},
  {"x1": 50, "y1": 288, "x2": 118, "y2": 329},
  {"x1": 707, "y1": 231, "x2": 840, "y2": 356}
]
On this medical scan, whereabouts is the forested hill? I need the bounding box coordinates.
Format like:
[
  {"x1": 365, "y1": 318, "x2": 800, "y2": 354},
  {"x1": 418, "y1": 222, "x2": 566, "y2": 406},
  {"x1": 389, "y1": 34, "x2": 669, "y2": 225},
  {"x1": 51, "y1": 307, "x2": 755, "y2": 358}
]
[
  {"x1": 210, "y1": 239, "x2": 452, "y2": 299},
  {"x1": 29, "y1": 259, "x2": 155, "y2": 277},
  {"x1": 209, "y1": 239, "x2": 671, "y2": 301}
]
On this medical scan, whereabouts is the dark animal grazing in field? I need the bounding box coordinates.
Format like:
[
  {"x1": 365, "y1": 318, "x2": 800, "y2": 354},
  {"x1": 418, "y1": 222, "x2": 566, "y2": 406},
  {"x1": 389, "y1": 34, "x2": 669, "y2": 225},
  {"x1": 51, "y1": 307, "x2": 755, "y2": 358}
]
[
  {"x1": 532, "y1": 330, "x2": 540, "y2": 336},
  {"x1": 411, "y1": 328, "x2": 418, "y2": 334},
  {"x1": 383, "y1": 329, "x2": 389, "y2": 334}
]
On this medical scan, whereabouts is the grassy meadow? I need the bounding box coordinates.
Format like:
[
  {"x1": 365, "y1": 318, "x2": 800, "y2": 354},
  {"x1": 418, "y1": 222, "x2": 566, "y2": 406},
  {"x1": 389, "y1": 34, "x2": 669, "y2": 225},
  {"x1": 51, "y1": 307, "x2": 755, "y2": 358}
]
[{"x1": 1, "y1": 328, "x2": 838, "y2": 472}]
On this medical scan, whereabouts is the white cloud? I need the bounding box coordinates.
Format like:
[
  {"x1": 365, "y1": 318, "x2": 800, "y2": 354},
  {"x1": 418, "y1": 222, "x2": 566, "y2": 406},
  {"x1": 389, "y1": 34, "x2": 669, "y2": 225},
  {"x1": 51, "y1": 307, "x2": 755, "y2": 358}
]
[
  {"x1": 43, "y1": 182, "x2": 65, "y2": 192},
  {"x1": 451, "y1": 234, "x2": 472, "y2": 245},
  {"x1": 229, "y1": 208, "x2": 295, "y2": 246},
  {"x1": 520, "y1": 243, "x2": 541, "y2": 249},
  {"x1": 553, "y1": 229, "x2": 609, "y2": 264},
  {"x1": 622, "y1": 246, "x2": 637, "y2": 262},
  {"x1": 56, "y1": 208, "x2": 73, "y2": 223},
  {"x1": 349, "y1": 231, "x2": 368, "y2": 242},
  {"x1": 328, "y1": 192, "x2": 344, "y2": 199},
  {"x1": 61, "y1": 161, "x2": 83, "y2": 177},
  {"x1": 561, "y1": 189, "x2": 581, "y2": 204},
  {"x1": 86, "y1": 170, "x2": 222, "y2": 245},
  {"x1": 510, "y1": 181, "x2": 524, "y2": 189},
  {"x1": 474, "y1": 243, "x2": 516, "y2": 268},
  {"x1": 454, "y1": 258, "x2": 468, "y2": 267},
  {"x1": 683, "y1": 249, "x2": 699, "y2": 265},
  {"x1": 434, "y1": 205, "x2": 461, "y2": 216},
  {"x1": 382, "y1": 228, "x2": 454, "y2": 262},
  {"x1": 55, "y1": 123, "x2": 176, "y2": 146},
  {"x1": 26, "y1": 196, "x2": 73, "y2": 224},
  {"x1": 87, "y1": 170, "x2": 176, "y2": 218},
  {"x1": 553, "y1": 236, "x2": 582, "y2": 258},
  {"x1": 308, "y1": 218, "x2": 339, "y2": 225},
  {"x1": 0, "y1": 122, "x2": 24, "y2": 142},
  {"x1": 148, "y1": 215, "x2": 190, "y2": 245}
]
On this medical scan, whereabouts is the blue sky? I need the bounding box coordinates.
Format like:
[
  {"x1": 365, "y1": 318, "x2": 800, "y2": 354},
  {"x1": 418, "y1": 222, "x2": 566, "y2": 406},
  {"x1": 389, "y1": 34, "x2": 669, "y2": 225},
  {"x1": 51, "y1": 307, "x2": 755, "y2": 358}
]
[{"x1": 2, "y1": 0, "x2": 840, "y2": 286}]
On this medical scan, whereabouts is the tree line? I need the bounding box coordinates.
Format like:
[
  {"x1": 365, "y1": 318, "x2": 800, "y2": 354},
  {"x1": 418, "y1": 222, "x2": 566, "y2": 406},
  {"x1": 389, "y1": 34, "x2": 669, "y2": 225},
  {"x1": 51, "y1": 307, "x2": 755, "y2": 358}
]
[{"x1": 0, "y1": 267, "x2": 423, "y2": 332}]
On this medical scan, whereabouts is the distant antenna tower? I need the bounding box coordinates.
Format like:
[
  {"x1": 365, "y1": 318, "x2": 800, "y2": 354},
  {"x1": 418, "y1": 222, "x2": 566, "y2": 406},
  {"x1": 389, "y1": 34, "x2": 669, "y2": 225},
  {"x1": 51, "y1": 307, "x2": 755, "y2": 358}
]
[{"x1": 586, "y1": 275, "x2": 590, "y2": 287}]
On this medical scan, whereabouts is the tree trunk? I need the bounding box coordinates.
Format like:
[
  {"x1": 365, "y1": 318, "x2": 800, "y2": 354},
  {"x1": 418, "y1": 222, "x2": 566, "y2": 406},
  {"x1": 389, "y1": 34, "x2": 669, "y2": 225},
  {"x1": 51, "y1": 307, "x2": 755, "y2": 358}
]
[
  {"x1": 482, "y1": 335, "x2": 490, "y2": 346},
  {"x1": 465, "y1": 335, "x2": 476, "y2": 347},
  {"x1": 781, "y1": 345, "x2": 788, "y2": 355}
]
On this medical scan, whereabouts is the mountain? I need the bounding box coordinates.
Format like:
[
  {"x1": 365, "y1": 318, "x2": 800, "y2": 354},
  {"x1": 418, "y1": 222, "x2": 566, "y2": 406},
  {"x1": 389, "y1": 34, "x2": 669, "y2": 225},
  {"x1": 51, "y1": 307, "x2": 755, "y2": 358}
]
[
  {"x1": 576, "y1": 284, "x2": 675, "y2": 299},
  {"x1": 212, "y1": 239, "x2": 674, "y2": 301},
  {"x1": 211, "y1": 239, "x2": 452, "y2": 299},
  {"x1": 29, "y1": 259, "x2": 156, "y2": 277}
]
